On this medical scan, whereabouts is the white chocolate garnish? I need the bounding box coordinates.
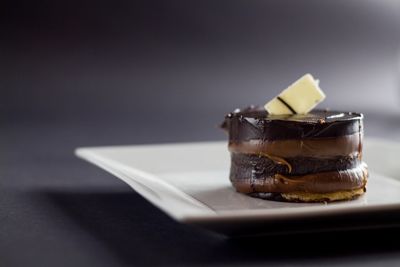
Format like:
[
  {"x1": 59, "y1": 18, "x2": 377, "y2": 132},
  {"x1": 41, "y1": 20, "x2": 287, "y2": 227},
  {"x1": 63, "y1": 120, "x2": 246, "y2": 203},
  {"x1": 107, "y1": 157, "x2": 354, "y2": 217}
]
[{"x1": 264, "y1": 74, "x2": 326, "y2": 115}]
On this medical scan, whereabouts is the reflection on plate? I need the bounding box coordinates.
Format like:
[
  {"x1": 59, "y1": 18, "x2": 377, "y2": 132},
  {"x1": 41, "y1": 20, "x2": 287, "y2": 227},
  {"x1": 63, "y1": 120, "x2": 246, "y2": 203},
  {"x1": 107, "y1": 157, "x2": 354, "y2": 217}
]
[{"x1": 76, "y1": 139, "x2": 400, "y2": 237}]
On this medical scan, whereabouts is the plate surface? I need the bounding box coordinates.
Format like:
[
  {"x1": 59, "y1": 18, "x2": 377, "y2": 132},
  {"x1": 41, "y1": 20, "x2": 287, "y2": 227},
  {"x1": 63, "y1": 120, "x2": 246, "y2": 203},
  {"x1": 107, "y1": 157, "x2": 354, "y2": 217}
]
[{"x1": 76, "y1": 138, "x2": 400, "y2": 236}]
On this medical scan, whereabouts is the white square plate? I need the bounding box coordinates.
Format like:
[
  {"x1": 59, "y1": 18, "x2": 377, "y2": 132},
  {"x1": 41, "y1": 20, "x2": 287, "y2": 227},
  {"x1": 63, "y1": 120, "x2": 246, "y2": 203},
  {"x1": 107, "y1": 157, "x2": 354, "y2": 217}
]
[{"x1": 76, "y1": 138, "x2": 400, "y2": 237}]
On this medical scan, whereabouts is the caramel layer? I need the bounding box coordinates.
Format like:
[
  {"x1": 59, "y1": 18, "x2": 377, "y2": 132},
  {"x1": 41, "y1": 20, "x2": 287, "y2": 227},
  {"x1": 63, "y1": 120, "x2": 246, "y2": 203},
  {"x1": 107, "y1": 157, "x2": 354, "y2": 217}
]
[
  {"x1": 231, "y1": 163, "x2": 368, "y2": 194},
  {"x1": 229, "y1": 133, "x2": 361, "y2": 158}
]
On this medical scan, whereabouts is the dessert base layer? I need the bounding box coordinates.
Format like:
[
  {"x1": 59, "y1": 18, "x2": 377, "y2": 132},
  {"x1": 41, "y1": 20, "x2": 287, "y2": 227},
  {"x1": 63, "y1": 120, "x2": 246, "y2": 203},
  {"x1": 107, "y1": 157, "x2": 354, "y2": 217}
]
[{"x1": 249, "y1": 188, "x2": 366, "y2": 202}]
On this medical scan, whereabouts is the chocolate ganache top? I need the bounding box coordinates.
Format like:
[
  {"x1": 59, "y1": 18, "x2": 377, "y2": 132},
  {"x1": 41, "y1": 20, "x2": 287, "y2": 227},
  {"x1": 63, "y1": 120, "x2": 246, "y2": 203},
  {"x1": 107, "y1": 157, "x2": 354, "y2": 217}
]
[{"x1": 221, "y1": 106, "x2": 363, "y2": 141}]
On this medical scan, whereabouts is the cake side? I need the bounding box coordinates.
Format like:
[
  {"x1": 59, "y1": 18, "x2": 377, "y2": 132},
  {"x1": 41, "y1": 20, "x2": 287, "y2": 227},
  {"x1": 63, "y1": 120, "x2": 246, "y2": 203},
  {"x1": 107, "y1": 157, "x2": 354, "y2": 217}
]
[{"x1": 221, "y1": 106, "x2": 368, "y2": 202}]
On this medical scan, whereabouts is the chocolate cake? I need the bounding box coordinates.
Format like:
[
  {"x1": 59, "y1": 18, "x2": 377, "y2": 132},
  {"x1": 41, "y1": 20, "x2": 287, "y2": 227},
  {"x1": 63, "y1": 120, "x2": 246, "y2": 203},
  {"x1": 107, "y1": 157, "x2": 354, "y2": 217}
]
[{"x1": 221, "y1": 106, "x2": 368, "y2": 202}]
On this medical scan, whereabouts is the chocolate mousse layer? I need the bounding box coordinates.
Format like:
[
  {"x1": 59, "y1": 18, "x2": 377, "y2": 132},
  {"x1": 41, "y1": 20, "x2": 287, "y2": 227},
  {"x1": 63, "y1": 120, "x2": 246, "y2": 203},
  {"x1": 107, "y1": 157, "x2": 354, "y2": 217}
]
[{"x1": 221, "y1": 106, "x2": 368, "y2": 197}]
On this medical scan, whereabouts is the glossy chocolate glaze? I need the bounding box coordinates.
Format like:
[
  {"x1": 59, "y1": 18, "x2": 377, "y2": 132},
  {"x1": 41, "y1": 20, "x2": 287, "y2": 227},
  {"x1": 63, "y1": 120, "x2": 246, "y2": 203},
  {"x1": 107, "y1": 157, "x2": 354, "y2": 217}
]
[
  {"x1": 232, "y1": 163, "x2": 368, "y2": 194},
  {"x1": 222, "y1": 106, "x2": 367, "y2": 197},
  {"x1": 231, "y1": 153, "x2": 361, "y2": 177},
  {"x1": 221, "y1": 106, "x2": 363, "y2": 141}
]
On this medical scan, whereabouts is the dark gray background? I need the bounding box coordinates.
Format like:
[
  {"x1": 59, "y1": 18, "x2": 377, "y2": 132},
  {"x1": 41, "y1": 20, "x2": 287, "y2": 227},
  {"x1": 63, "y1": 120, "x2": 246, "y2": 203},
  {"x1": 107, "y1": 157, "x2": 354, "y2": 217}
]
[
  {"x1": 3, "y1": 0, "x2": 400, "y2": 123},
  {"x1": 3, "y1": 0, "x2": 400, "y2": 266}
]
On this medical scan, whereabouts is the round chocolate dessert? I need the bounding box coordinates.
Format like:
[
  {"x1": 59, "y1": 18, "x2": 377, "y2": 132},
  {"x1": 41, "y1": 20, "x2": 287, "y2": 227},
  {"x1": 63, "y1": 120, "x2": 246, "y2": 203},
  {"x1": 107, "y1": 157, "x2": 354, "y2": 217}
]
[{"x1": 221, "y1": 106, "x2": 368, "y2": 202}]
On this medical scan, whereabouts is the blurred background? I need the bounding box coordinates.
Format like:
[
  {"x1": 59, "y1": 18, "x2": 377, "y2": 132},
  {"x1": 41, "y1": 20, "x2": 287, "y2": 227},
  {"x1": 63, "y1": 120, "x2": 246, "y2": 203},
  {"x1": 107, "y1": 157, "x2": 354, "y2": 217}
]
[
  {"x1": 3, "y1": 1, "x2": 400, "y2": 266},
  {"x1": 2, "y1": 0, "x2": 400, "y2": 143}
]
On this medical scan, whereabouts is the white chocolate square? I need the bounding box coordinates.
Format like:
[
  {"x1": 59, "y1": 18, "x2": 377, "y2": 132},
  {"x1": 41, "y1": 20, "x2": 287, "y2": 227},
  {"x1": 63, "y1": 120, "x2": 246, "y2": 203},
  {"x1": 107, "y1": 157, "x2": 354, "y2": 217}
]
[{"x1": 264, "y1": 74, "x2": 326, "y2": 115}]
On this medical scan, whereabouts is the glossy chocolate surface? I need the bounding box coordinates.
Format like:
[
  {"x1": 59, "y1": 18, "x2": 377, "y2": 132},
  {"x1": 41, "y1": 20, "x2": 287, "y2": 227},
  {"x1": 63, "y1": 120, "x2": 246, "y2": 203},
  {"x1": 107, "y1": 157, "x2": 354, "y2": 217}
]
[
  {"x1": 222, "y1": 106, "x2": 367, "y2": 197},
  {"x1": 232, "y1": 163, "x2": 368, "y2": 194},
  {"x1": 221, "y1": 106, "x2": 363, "y2": 141},
  {"x1": 231, "y1": 153, "x2": 361, "y2": 177}
]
